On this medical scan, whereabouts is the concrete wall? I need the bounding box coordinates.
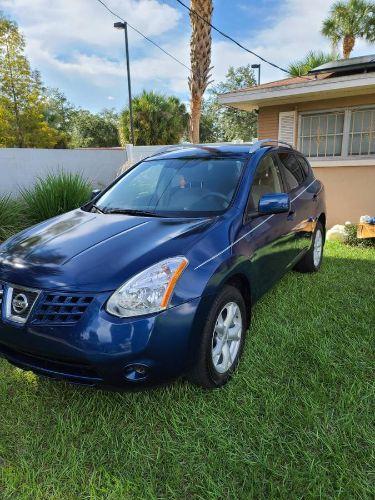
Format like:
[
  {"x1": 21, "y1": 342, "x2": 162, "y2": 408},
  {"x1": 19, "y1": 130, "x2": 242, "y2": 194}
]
[
  {"x1": 1, "y1": 144, "x2": 244, "y2": 197},
  {"x1": 127, "y1": 145, "x2": 167, "y2": 164},
  {"x1": 0, "y1": 147, "x2": 128, "y2": 195},
  {"x1": 311, "y1": 161, "x2": 375, "y2": 227}
]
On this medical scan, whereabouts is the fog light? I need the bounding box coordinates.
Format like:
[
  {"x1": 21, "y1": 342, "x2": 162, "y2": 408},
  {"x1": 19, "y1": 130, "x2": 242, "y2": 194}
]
[{"x1": 124, "y1": 364, "x2": 149, "y2": 382}]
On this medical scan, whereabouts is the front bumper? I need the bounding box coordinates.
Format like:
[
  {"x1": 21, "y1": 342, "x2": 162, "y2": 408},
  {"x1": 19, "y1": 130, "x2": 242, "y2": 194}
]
[{"x1": 0, "y1": 291, "x2": 205, "y2": 387}]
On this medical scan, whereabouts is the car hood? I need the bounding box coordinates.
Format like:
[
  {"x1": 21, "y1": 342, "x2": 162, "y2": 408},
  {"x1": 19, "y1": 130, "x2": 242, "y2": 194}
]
[{"x1": 0, "y1": 209, "x2": 216, "y2": 291}]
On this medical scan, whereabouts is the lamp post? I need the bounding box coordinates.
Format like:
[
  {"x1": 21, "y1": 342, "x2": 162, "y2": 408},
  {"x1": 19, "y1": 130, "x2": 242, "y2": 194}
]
[
  {"x1": 114, "y1": 21, "x2": 135, "y2": 145},
  {"x1": 251, "y1": 64, "x2": 261, "y2": 86}
]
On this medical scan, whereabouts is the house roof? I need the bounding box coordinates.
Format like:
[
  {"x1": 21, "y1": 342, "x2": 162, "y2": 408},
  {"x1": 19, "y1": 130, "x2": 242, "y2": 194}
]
[
  {"x1": 308, "y1": 54, "x2": 375, "y2": 74},
  {"x1": 218, "y1": 71, "x2": 375, "y2": 111},
  {"x1": 221, "y1": 72, "x2": 332, "y2": 95}
]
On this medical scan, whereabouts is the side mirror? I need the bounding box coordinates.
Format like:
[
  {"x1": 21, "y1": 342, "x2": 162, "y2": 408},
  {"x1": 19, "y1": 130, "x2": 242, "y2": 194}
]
[
  {"x1": 91, "y1": 189, "x2": 101, "y2": 200},
  {"x1": 258, "y1": 193, "x2": 290, "y2": 215}
]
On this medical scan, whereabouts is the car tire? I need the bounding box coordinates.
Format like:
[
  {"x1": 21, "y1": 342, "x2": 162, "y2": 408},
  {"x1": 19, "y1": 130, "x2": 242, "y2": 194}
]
[
  {"x1": 187, "y1": 285, "x2": 248, "y2": 389},
  {"x1": 294, "y1": 221, "x2": 325, "y2": 273}
]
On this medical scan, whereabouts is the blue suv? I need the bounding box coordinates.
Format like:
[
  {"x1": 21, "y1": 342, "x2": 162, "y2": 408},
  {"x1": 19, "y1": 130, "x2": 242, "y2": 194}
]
[{"x1": 0, "y1": 140, "x2": 326, "y2": 388}]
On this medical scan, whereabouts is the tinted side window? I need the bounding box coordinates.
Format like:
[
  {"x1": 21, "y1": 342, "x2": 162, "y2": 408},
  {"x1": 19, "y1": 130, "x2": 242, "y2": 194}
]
[
  {"x1": 247, "y1": 155, "x2": 283, "y2": 213},
  {"x1": 297, "y1": 155, "x2": 312, "y2": 177},
  {"x1": 278, "y1": 152, "x2": 306, "y2": 191}
]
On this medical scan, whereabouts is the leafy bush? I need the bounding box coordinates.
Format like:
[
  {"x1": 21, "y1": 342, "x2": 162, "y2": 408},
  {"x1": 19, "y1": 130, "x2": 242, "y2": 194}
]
[
  {"x1": 345, "y1": 223, "x2": 375, "y2": 248},
  {"x1": 0, "y1": 195, "x2": 25, "y2": 243},
  {"x1": 21, "y1": 171, "x2": 92, "y2": 224}
]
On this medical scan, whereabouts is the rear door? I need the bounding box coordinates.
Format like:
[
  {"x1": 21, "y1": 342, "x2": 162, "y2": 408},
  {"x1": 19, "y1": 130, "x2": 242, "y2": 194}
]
[{"x1": 276, "y1": 151, "x2": 316, "y2": 258}]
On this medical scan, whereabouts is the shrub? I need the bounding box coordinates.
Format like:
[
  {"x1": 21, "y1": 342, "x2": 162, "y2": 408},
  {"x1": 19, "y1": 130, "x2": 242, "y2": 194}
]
[
  {"x1": 20, "y1": 171, "x2": 92, "y2": 224},
  {"x1": 0, "y1": 195, "x2": 25, "y2": 243},
  {"x1": 345, "y1": 223, "x2": 375, "y2": 248}
]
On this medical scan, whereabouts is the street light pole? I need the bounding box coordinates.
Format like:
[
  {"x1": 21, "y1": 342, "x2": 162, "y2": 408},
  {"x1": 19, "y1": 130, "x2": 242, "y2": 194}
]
[
  {"x1": 251, "y1": 64, "x2": 261, "y2": 86},
  {"x1": 114, "y1": 21, "x2": 135, "y2": 145}
]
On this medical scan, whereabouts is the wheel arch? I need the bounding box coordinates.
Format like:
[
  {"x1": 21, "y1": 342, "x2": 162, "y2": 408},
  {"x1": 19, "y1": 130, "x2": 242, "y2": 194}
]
[{"x1": 199, "y1": 257, "x2": 253, "y2": 327}]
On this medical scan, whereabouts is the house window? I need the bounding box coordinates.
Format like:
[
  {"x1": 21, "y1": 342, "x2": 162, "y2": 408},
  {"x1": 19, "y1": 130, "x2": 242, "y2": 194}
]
[
  {"x1": 299, "y1": 112, "x2": 345, "y2": 158},
  {"x1": 349, "y1": 108, "x2": 375, "y2": 156},
  {"x1": 299, "y1": 107, "x2": 375, "y2": 158}
]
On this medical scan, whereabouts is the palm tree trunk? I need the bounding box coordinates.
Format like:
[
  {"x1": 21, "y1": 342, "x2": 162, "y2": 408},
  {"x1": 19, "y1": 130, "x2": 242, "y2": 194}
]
[
  {"x1": 190, "y1": 95, "x2": 201, "y2": 144},
  {"x1": 189, "y1": 0, "x2": 213, "y2": 144},
  {"x1": 343, "y1": 34, "x2": 355, "y2": 58}
]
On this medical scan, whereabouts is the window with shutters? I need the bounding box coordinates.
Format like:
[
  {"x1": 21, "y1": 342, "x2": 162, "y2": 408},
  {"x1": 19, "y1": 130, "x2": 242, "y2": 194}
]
[
  {"x1": 298, "y1": 106, "x2": 375, "y2": 158},
  {"x1": 278, "y1": 111, "x2": 296, "y2": 146}
]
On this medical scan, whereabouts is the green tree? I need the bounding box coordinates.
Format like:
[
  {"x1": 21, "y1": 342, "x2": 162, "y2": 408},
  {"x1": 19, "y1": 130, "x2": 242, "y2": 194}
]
[
  {"x1": 119, "y1": 91, "x2": 189, "y2": 145},
  {"x1": 321, "y1": 0, "x2": 375, "y2": 59},
  {"x1": 0, "y1": 14, "x2": 58, "y2": 148},
  {"x1": 201, "y1": 65, "x2": 257, "y2": 143},
  {"x1": 69, "y1": 108, "x2": 120, "y2": 148},
  {"x1": 288, "y1": 51, "x2": 338, "y2": 76},
  {"x1": 43, "y1": 88, "x2": 76, "y2": 148}
]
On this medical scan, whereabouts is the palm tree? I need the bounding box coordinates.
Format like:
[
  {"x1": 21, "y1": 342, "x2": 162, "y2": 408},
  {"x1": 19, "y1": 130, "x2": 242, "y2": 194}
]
[
  {"x1": 321, "y1": 0, "x2": 375, "y2": 59},
  {"x1": 119, "y1": 90, "x2": 189, "y2": 146},
  {"x1": 288, "y1": 51, "x2": 338, "y2": 77},
  {"x1": 189, "y1": 0, "x2": 213, "y2": 143}
]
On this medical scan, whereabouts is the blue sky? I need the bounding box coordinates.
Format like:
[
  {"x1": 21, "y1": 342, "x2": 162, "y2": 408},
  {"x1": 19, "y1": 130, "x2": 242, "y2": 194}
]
[{"x1": 1, "y1": 0, "x2": 373, "y2": 112}]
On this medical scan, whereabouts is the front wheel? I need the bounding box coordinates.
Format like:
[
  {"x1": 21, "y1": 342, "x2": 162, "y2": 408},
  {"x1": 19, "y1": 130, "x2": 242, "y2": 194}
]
[
  {"x1": 187, "y1": 285, "x2": 248, "y2": 389},
  {"x1": 294, "y1": 221, "x2": 324, "y2": 273}
]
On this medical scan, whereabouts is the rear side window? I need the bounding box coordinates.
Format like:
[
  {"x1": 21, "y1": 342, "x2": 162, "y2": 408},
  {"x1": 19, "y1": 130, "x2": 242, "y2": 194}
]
[
  {"x1": 297, "y1": 155, "x2": 312, "y2": 177},
  {"x1": 277, "y1": 152, "x2": 306, "y2": 191}
]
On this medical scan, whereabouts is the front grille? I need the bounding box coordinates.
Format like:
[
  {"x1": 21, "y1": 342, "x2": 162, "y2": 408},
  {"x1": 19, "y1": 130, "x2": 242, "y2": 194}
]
[{"x1": 32, "y1": 293, "x2": 94, "y2": 324}]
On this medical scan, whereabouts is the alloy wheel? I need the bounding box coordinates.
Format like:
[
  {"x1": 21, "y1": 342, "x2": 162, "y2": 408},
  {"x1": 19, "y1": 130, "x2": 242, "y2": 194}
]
[
  {"x1": 313, "y1": 229, "x2": 323, "y2": 267},
  {"x1": 211, "y1": 302, "x2": 243, "y2": 374}
]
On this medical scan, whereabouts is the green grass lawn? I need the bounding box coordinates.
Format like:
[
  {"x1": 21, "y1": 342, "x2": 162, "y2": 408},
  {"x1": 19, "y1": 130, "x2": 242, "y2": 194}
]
[{"x1": 0, "y1": 242, "x2": 373, "y2": 499}]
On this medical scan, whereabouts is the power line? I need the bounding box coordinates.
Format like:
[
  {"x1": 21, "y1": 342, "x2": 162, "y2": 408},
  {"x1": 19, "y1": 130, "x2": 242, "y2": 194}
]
[
  {"x1": 175, "y1": 0, "x2": 311, "y2": 78},
  {"x1": 95, "y1": 0, "x2": 191, "y2": 71}
]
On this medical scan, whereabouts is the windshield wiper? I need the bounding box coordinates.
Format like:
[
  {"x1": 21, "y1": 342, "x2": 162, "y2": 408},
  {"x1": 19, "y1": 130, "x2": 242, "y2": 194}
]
[
  {"x1": 104, "y1": 209, "x2": 162, "y2": 217},
  {"x1": 91, "y1": 204, "x2": 105, "y2": 214}
]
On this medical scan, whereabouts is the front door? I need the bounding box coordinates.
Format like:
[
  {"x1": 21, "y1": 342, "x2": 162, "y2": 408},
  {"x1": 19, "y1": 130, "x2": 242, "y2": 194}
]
[{"x1": 237, "y1": 153, "x2": 296, "y2": 299}]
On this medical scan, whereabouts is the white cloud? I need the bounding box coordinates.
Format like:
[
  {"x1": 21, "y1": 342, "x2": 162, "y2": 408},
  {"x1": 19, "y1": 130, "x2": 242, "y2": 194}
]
[
  {"x1": 2, "y1": 0, "x2": 374, "y2": 110},
  {"x1": 211, "y1": 0, "x2": 375, "y2": 85},
  {"x1": 2, "y1": 0, "x2": 181, "y2": 50}
]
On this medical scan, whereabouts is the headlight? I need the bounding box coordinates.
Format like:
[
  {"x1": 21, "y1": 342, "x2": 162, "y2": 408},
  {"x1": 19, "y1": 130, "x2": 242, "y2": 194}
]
[{"x1": 106, "y1": 257, "x2": 188, "y2": 318}]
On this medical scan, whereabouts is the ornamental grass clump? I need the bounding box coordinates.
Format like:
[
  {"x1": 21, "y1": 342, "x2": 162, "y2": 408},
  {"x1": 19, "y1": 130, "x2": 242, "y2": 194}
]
[
  {"x1": 20, "y1": 171, "x2": 92, "y2": 224},
  {"x1": 0, "y1": 194, "x2": 24, "y2": 243}
]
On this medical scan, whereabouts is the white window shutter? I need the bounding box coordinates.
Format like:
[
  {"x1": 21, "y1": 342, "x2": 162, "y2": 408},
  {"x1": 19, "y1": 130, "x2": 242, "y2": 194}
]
[{"x1": 278, "y1": 111, "x2": 297, "y2": 146}]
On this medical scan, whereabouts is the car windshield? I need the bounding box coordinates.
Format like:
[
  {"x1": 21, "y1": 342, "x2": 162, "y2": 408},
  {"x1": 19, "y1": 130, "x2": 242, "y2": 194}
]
[{"x1": 94, "y1": 157, "x2": 245, "y2": 217}]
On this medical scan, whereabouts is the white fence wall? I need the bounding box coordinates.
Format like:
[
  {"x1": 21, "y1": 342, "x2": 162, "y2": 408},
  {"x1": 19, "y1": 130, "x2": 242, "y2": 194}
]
[
  {"x1": 0, "y1": 143, "x2": 246, "y2": 196},
  {"x1": 126, "y1": 145, "x2": 170, "y2": 164},
  {"x1": 0, "y1": 148, "x2": 128, "y2": 196}
]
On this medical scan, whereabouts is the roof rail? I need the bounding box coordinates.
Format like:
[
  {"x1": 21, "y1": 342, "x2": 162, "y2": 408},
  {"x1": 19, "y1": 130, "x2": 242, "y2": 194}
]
[
  {"x1": 146, "y1": 143, "x2": 230, "y2": 159},
  {"x1": 249, "y1": 139, "x2": 294, "y2": 153},
  {"x1": 145, "y1": 143, "x2": 199, "y2": 160}
]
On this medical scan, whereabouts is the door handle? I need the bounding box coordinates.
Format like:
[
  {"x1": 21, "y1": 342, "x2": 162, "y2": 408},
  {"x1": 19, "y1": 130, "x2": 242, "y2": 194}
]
[{"x1": 312, "y1": 193, "x2": 318, "y2": 202}]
